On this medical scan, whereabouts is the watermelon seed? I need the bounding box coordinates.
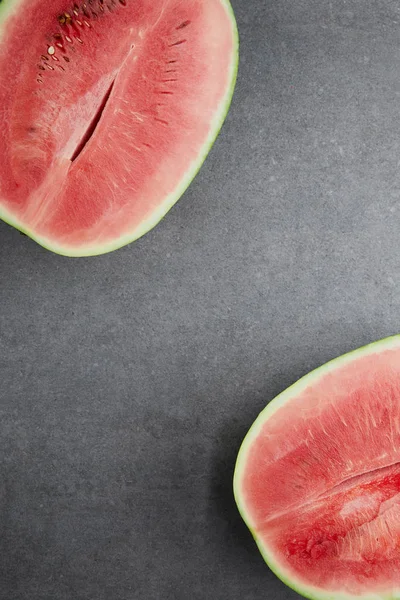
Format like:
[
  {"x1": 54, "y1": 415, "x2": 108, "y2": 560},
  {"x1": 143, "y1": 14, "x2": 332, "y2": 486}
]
[
  {"x1": 119, "y1": 0, "x2": 126, "y2": 5},
  {"x1": 154, "y1": 118, "x2": 169, "y2": 126},
  {"x1": 75, "y1": 37, "x2": 84, "y2": 43},
  {"x1": 51, "y1": 55, "x2": 60, "y2": 61},
  {"x1": 38, "y1": 65, "x2": 45, "y2": 70},
  {"x1": 63, "y1": 56, "x2": 70, "y2": 62},
  {"x1": 167, "y1": 60, "x2": 177, "y2": 64},
  {"x1": 169, "y1": 39, "x2": 187, "y2": 47},
  {"x1": 84, "y1": 20, "x2": 91, "y2": 27},
  {"x1": 176, "y1": 20, "x2": 191, "y2": 30},
  {"x1": 57, "y1": 65, "x2": 65, "y2": 71},
  {"x1": 41, "y1": 54, "x2": 49, "y2": 61},
  {"x1": 60, "y1": 12, "x2": 73, "y2": 25},
  {"x1": 46, "y1": 64, "x2": 54, "y2": 70},
  {"x1": 130, "y1": 111, "x2": 144, "y2": 122},
  {"x1": 161, "y1": 79, "x2": 178, "y2": 83},
  {"x1": 65, "y1": 35, "x2": 73, "y2": 43},
  {"x1": 47, "y1": 45, "x2": 55, "y2": 55}
]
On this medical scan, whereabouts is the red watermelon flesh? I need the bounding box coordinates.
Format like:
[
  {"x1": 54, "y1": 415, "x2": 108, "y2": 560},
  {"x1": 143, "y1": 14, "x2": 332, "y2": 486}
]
[
  {"x1": 234, "y1": 337, "x2": 400, "y2": 599},
  {"x1": 0, "y1": 0, "x2": 238, "y2": 256}
]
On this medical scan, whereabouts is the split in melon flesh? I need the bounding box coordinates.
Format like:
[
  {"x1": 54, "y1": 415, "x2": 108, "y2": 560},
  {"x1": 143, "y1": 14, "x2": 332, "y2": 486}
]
[
  {"x1": 0, "y1": 0, "x2": 238, "y2": 256},
  {"x1": 234, "y1": 336, "x2": 400, "y2": 600}
]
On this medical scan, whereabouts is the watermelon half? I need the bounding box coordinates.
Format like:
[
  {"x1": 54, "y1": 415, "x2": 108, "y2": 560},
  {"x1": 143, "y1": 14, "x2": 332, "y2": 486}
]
[
  {"x1": 234, "y1": 336, "x2": 400, "y2": 599},
  {"x1": 0, "y1": 0, "x2": 238, "y2": 256}
]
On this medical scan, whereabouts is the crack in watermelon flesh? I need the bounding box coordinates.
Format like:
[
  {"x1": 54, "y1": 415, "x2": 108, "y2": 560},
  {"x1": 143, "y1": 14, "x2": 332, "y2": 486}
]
[
  {"x1": 234, "y1": 337, "x2": 400, "y2": 599},
  {"x1": 70, "y1": 79, "x2": 116, "y2": 163},
  {"x1": 0, "y1": 0, "x2": 238, "y2": 255}
]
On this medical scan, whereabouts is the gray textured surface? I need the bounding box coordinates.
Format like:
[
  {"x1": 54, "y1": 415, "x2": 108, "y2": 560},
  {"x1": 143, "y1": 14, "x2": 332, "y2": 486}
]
[{"x1": 1, "y1": 0, "x2": 400, "y2": 598}]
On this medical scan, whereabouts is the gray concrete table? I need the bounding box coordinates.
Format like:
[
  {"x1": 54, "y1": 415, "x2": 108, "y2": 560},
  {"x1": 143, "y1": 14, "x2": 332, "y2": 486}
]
[{"x1": 1, "y1": 1, "x2": 400, "y2": 598}]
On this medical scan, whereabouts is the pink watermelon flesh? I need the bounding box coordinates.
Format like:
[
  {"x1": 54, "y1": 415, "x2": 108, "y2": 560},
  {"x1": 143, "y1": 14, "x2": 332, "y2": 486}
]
[
  {"x1": 234, "y1": 337, "x2": 400, "y2": 598},
  {"x1": 0, "y1": 0, "x2": 237, "y2": 255}
]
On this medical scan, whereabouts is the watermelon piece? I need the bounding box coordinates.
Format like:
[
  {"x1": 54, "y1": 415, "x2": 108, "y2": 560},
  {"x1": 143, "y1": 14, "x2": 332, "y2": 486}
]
[
  {"x1": 0, "y1": 0, "x2": 238, "y2": 256},
  {"x1": 234, "y1": 336, "x2": 400, "y2": 599}
]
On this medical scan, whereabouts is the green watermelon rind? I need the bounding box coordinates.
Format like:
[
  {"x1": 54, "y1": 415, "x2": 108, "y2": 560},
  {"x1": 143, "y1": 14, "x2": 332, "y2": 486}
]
[
  {"x1": 0, "y1": 0, "x2": 239, "y2": 257},
  {"x1": 0, "y1": 0, "x2": 17, "y2": 22},
  {"x1": 233, "y1": 334, "x2": 400, "y2": 600}
]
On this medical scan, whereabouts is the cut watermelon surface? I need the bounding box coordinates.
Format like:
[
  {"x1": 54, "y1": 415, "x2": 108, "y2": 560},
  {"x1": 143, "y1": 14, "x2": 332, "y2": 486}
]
[
  {"x1": 234, "y1": 336, "x2": 400, "y2": 600},
  {"x1": 0, "y1": 0, "x2": 238, "y2": 256}
]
